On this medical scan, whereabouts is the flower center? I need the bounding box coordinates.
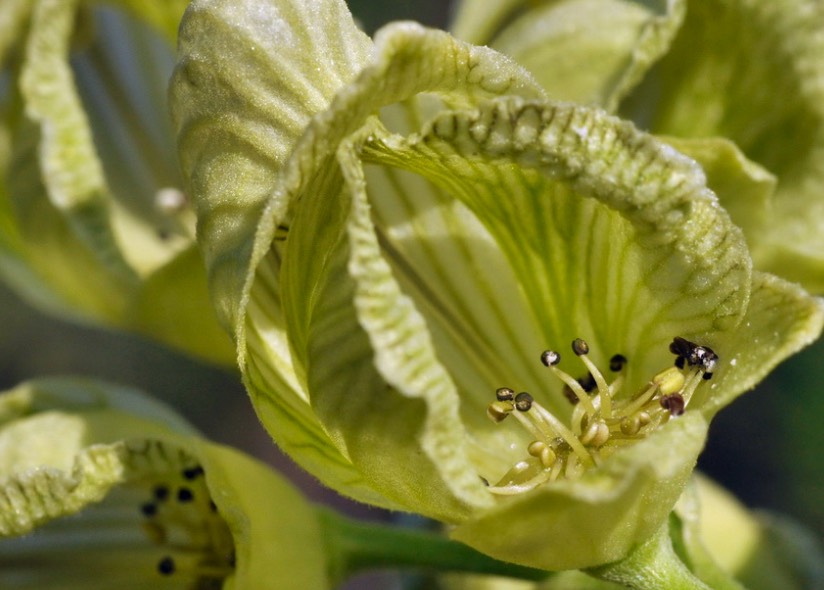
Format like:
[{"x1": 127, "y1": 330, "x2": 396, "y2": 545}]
[
  {"x1": 139, "y1": 462, "x2": 235, "y2": 587},
  {"x1": 484, "y1": 337, "x2": 717, "y2": 495}
]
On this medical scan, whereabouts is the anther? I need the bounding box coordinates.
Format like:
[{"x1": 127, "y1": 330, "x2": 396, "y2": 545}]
[
  {"x1": 514, "y1": 392, "x2": 534, "y2": 412},
  {"x1": 177, "y1": 487, "x2": 194, "y2": 503},
  {"x1": 580, "y1": 420, "x2": 609, "y2": 447},
  {"x1": 652, "y1": 366, "x2": 686, "y2": 396},
  {"x1": 487, "y1": 401, "x2": 514, "y2": 423},
  {"x1": 157, "y1": 556, "x2": 176, "y2": 576},
  {"x1": 527, "y1": 440, "x2": 557, "y2": 468},
  {"x1": 670, "y1": 337, "x2": 718, "y2": 374},
  {"x1": 540, "y1": 350, "x2": 561, "y2": 366},
  {"x1": 572, "y1": 338, "x2": 589, "y2": 356},
  {"x1": 182, "y1": 466, "x2": 204, "y2": 481},
  {"x1": 609, "y1": 354, "x2": 627, "y2": 372},
  {"x1": 496, "y1": 387, "x2": 515, "y2": 401},
  {"x1": 578, "y1": 373, "x2": 597, "y2": 393},
  {"x1": 660, "y1": 393, "x2": 686, "y2": 416},
  {"x1": 141, "y1": 502, "x2": 157, "y2": 517},
  {"x1": 153, "y1": 485, "x2": 170, "y2": 502},
  {"x1": 562, "y1": 385, "x2": 580, "y2": 405}
]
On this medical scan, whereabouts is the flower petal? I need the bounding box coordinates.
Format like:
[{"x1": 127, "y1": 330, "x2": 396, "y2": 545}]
[
  {"x1": 363, "y1": 98, "x2": 753, "y2": 387},
  {"x1": 621, "y1": 0, "x2": 824, "y2": 291},
  {"x1": 171, "y1": 0, "x2": 545, "y2": 511},
  {"x1": 660, "y1": 136, "x2": 775, "y2": 255},
  {"x1": 696, "y1": 271, "x2": 824, "y2": 416},
  {"x1": 171, "y1": 0, "x2": 373, "y2": 332},
  {"x1": 468, "y1": 0, "x2": 686, "y2": 110},
  {"x1": 450, "y1": 412, "x2": 708, "y2": 570}
]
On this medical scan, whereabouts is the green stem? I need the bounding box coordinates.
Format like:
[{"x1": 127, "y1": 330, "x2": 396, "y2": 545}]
[
  {"x1": 316, "y1": 507, "x2": 550, "y2": 585},
  {"x1": 586, "y1": 522, "x2": 712, "y2": 590}
]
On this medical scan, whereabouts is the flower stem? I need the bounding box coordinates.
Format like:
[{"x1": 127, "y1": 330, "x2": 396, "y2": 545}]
[
  {"x1": 316, "y1": 508, "x2": 550, "y2": 585},
  {"x1": 586, "y1": 521, "x2": 712, "y2": 590}
]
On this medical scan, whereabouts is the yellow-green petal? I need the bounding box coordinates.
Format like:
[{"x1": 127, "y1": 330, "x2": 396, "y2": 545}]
[
  {"x1": 458, "y1": 0, "x2": 686, "y2": 111},
  {"x1": 622, "y1": 0, "x2": 824, "y2": 292},
  {"x1": 450, "y1": 412, "x2": 708, "y2": 570}
]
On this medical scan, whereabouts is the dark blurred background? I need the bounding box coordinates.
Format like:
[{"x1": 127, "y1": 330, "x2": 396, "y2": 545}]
[{"x1": 1, "y1": 1, "x2": 822, "y2": 588}]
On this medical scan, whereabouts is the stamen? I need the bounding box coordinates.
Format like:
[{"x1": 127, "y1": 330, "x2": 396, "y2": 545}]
[
  {"x1": 496, "y1": 387, "x2": 515, "y2": 401},
  {"x1": 660, "y1": 393, "x2": 686, "y2": 416},
  {"x1": 483, "y1": 335, "x2": 718, "y2": 496},
  {"x1": 138, "y1": 463, "x2": 235, "y2": 587},
  {"x1": 514, "y1": 392, "x2": 534, "y2": 412},
  {"x1": 609, "y1": 354, "x2": 627, "y2": 372},
  {"x1": 541, "y1": 349, "x2": 598, "y2": 417},
  {"x1": 572, "y1": 339, "x2": 613, "y2": 419}
]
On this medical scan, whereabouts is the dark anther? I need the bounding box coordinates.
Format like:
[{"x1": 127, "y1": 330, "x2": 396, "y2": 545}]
[
  {"x1": 177, "y1": 487, "x2": 194, "y2": 503},
  {"x1": 669, "y1": 336, "x2": 694, "y2": 358},
  {"x1": 514, "y1": 392, "x2": 534, "y2": 412},
  {"x1": 153, "y1": 485, "x2": 170, "y2": 502},
  {"x1": 702, "y1": 372, "x2": 714, "y2": 381},
  {"x1": 553, "y1": 438, "x2": 571, "y2": 453},
  {"x1": 660, "y1": 393, "x2": 686, "y2": 416},
  {"x1": 578, "y1": 373, "x2": 597, "y2": 393},
  {"x1": 140, "y1": 502, "x2": 157, "y2": 517},
  {"x1": 540, "y1": 350, "x2": 561, "y2": 366},
  {"x1": 496, "y1": 387, "x2": 515, "y2": 401},
  {"x1": 182, "y1": 466, "x2": 205, "y2": 480},
  {"x1": 670, "y1": 337, "x2": 719, "y2": 374},
  {"x1": 562, "y1": 385, "x2": 580, "y2": 405},
  {"x1": 480, "y1": 476, "x2": 490, "y2": 487},
  {"x1": 609, "y1": 354, "x2": 627, "y2": 372},
  {"x1": 572, "y1": 339, "x2": 589, "y2": 356},
  {"x1": 209, "y1": 500, "x2": 218, "y2": 512},
  {"x1": 157, "y1": 556, "x2": 176, "y2": 575}
]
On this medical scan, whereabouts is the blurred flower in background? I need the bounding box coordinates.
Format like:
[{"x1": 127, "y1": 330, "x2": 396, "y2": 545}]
[
  {"x1": 0, "y1": 0, "x2": 233, "y2": 365},
  {"x1": 0, "y1": 377, "x2": 330, "y2": 590}
]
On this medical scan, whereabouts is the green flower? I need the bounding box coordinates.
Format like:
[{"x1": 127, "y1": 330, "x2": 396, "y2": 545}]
[
  {"x1": 451, "y1": 0, "x2": 824, "y2": 292},
  {"x1": 0, "y1": 0, "x2": 232, "y2": 364},
  {"x1": 170, "y1": 0, "x2": 824, "y2": 570},
  {"x1": 0, "y1": 377, "x2": 329, "y2": 589}
]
